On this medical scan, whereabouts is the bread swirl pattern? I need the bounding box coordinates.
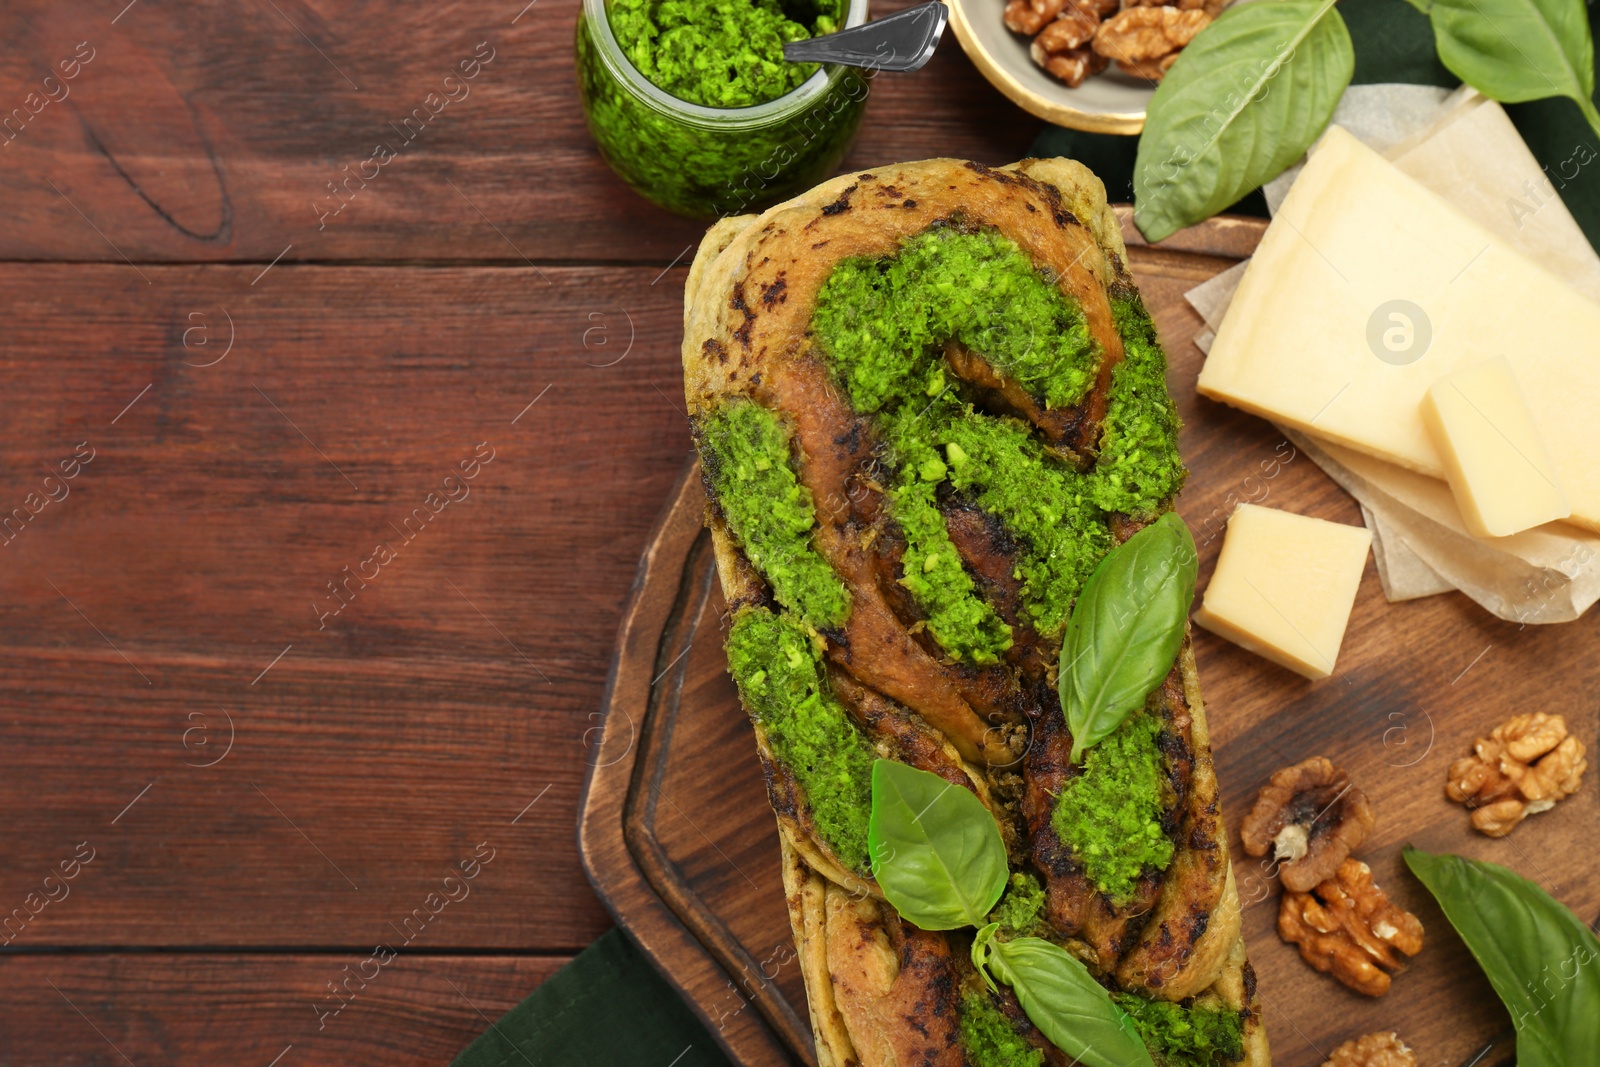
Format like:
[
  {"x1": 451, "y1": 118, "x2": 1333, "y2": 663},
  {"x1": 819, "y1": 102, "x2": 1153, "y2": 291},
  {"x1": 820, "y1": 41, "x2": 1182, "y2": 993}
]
[{"x1": 683, "y1": 158, "x2": 1268, "y2": 1066}]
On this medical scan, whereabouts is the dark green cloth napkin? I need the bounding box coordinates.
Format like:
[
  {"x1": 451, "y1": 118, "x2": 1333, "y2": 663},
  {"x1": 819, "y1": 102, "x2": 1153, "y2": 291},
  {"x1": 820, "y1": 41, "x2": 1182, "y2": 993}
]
[
  {"x1": 450, "y1": 929, "x2": 737, "y2": 1067},
  {"x1": 1030, "y1": 0, "x2": 1600, "y2": 252}
]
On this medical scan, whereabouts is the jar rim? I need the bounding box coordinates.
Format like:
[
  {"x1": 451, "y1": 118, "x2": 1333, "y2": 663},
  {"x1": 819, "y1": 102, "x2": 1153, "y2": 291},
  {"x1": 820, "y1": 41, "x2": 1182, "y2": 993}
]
[{"x1": 582, "y1": 0, "x2": 871, "y2": 127}]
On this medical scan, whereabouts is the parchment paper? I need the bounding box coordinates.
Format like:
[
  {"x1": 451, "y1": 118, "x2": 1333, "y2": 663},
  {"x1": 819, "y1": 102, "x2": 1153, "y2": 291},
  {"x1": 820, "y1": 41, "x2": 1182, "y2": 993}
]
[{"x1": 1288, "y1": 432, "x2": 1600, "y2": 624}]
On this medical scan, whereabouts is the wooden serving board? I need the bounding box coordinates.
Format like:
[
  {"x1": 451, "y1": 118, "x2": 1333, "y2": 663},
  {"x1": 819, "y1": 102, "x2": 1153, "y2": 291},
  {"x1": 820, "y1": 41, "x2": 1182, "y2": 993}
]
[{"x1": 579, "y1": 214, "x2": 1600, "y2": 1067}]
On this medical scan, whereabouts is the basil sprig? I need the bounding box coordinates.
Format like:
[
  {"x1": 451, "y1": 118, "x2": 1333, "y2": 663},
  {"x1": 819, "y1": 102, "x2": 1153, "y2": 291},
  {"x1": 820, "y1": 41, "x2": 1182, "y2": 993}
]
[
  {"x1": 1133, "y1": 0, "x2": 1353, "y2": 242},
  {"x1": 974, "y1": 929, "x2": 1152, "y2": 1065},
  {"x1": 1404, "y1": 847, "x2": 1600, "y2": 1065},
  {"x1": 1058, "y1": 511, "x2": 1197, "y2": 764},
  {"x1": 868, "y1": 760, "x2": 1155, "y2": 1067},
  {"x1": 1423, "y1": 0, "x2": 1600, "y2": 139}
]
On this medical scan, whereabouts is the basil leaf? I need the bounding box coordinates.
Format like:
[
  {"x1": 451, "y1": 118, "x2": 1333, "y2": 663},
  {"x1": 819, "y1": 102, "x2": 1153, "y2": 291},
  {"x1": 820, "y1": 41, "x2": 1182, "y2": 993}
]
[
  {"x1": 1058, "y1": 511, "x2": 1197, "y2": 764},
  {"x1": 1404, "y1": 847, "x2": 1600, "y2": 1066},
  {"x1": 867, "y1": 759, "x2": 1007, "y2": 930},
  {"x1": 985, "y1": 937, "x2": 1155, "y2": 1067},
  {"x1": 1132, "y1": 0, "x2": 1354, "y2": 242},
  {"x1": 1428, "y1": 0, "x2": 1600, "y2": 138}
]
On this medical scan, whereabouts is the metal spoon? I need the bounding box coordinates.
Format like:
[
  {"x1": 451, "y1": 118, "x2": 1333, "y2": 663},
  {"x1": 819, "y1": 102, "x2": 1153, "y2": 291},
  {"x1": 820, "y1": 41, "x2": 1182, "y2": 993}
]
[{"x1": 782, "y1": 1, "x2": 949, "y2": 73}]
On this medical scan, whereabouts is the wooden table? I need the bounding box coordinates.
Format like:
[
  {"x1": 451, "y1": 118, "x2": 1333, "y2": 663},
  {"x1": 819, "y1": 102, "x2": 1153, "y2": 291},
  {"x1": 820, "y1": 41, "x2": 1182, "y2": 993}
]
[{"x1": 0, "y1": 1, "x2": 1040, "y2": 1062}]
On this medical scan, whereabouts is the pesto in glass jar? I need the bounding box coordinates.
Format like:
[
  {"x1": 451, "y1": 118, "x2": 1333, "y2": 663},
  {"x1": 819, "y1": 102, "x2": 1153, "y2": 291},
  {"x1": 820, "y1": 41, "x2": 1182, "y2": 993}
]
[{"x1": 576, "y1": 0, "x2": 870, "y2": 219}]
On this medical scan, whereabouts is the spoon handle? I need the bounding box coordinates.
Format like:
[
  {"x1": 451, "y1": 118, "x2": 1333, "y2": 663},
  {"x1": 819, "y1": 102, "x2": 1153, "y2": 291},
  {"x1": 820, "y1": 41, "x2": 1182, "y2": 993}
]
[{"x1": 782, "y1": 1, "x2": 949, "y2": 73}]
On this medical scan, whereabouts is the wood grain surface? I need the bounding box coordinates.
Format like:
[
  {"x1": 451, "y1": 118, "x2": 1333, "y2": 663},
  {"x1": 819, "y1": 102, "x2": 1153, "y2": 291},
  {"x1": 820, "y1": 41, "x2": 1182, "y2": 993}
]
[
  {"x1": 0, "y1": 0, "x2": 1045, "y2": 1058},
  {"x1": 0, "y1": 263, "x2": 690, "y2": 950},
  {"x1": 0, "y1": 954, "x2": 567, "y2": 1065},
  {"x1": 0, "y1": 0, "x2": 1034, "y2": 265},
  {"x1": 582, "y1": 219, "x2": 1600, "y2": 1067}
]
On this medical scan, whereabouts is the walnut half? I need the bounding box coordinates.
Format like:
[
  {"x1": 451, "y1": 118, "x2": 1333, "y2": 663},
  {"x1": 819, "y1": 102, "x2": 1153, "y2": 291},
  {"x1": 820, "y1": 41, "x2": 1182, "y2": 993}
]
[
  {"x1": 1240, "y1": 756, "x2": 1376, "y2": 892},
  {"x1": 1279, "y1": 859, "x2": 1424, "y2": 997},
  {"x1": 1446, "y1": 712, "x2": 1587, "y2": 837},
  {"x1": 1011, "y1": 0, "x2": 1219, "y2": 87},
  {"x1": 1014, "y1": 0, "x2": 1111, "y2": 87},
  {"x1": 1004, "y1": 0, "x2": 1068, "y2": 38},
  {"x1": 1092, "y1": 6, "x2": 1212, "y2": 76},
  {"x1": 1034, "y1": 43, "x2": 1110, "y2": 87},
  {"x1": 1323, "y1": 1031, "x2": 1417, "y2": 1067}
]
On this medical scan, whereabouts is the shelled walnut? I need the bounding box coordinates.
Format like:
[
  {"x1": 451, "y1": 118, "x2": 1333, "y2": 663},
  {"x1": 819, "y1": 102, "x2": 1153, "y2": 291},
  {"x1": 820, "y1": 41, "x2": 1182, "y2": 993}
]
[
  {"x1": 1323, "y1": 1031, "x2": 1417, "y2": 1067},
  {"x1": 1093, "y1": 6, "x2": 1212, "y2": 71},
  {"x1": 1279, "y1": 859, "x2": 1424, "y2": 997},
  {"x1": 1027, "y1": 2, "x2": 1108, "y2": 86},
  {"x1": 1240, "y1": 756, "x2": 1375, "y2": 892},
  {"x1": 1006, "y1": 0, "x2": 1110, "y2": 86},
  {"x1": 1112, "y1": 52, "x2": 1179, "y2": 81},
  {"x1": 1033, "y1": 44, "x2": 1109, "y2": 88},
  {"x1": 1005, "y1": 0, "x2": 1224, "y2": 88},
  {"x1": 1446, "y1": 712, "x2": 1587, "y2": 837},
  {"x1": 1004, "y1": 0, "x2": 1071, "y2": 38}
]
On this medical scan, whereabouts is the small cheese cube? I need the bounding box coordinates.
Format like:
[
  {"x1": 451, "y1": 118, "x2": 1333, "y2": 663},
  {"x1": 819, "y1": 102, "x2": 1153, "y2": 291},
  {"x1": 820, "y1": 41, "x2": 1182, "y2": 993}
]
[
  {"x1": 1195, "y1": 505, "x2": 1372, "y2": 680},
  {"x1": 1421, "y1": 357, "x2": 1570, "y2": 539}
]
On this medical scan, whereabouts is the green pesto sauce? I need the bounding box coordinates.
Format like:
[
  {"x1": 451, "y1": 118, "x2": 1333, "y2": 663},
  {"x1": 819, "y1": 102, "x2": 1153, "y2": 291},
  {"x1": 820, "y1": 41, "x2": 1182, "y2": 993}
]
[
  {"x1": 576, "y1": 1, "x2": 866, "y2": 219},
  {"x1": 725, "y1": 606, "x2": 874, "y2": 871},
  {"x1": 810, "y1": 228, "x2": 1100, "y2": 415},
  {"x1": 881, "y1": 386, "x2": 1110, "y2": 638},
  {"x1": 807, "y1": 227, "x2": 1184, "y2": 641},
  {"x1": 609, "y1": 0, "x2": 836, "y2": 108},
  {"x1": 699, "y1": 400, "x2": 850, "y2": 630},
  {"x1": 1111, "y1": 994, "x2": 1246, "y2": 1067},
  {"x1": 1095, "y1": 296, "x2": 1186, "y2": 517},
  {"x1": 988, "y1": 870, "x2": 1048, "y2": 939},
  {"x1": 959, "y1": 990, "x2": 1046, "y2": 1067},
  {"x1": 889, "y1": 473, "x2": 1013, "y2": 665},
  {"x1": 1051, "y1": 711, "x2": 1174, "y2": 903}
]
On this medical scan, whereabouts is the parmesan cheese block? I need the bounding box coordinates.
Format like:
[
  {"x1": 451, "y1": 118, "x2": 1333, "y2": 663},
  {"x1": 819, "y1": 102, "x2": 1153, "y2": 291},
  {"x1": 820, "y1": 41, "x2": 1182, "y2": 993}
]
[
  {"x1": 1198, "y1": 125, "x2": 1600, "y2": 533},
  {"x1": 1422, "y1": 357, "x2": 1570, "y2": 538},
  {"x1": 1195, "y1": 504, "x2": 1372, "y2": 680}
]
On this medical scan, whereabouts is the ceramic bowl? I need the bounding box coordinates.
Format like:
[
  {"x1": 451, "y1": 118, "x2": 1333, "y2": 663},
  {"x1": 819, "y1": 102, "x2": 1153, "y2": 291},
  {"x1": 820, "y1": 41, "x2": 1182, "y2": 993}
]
[{"x1": 945, "y1": 0, "x2": 1153, "y2": 134}]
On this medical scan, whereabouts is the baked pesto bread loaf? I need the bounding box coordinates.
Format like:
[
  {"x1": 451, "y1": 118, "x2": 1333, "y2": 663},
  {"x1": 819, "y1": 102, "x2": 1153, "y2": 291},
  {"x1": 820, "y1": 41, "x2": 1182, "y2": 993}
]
[{"x1": 681, "y1": 158, "x2": 1268, "y2": 1067}]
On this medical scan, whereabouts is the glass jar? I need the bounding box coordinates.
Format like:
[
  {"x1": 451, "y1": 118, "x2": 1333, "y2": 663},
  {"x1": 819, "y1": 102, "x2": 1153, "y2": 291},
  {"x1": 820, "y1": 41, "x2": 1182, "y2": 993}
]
[{"x1": 576, "y1": 0, "x2": 871, "y2": 220}]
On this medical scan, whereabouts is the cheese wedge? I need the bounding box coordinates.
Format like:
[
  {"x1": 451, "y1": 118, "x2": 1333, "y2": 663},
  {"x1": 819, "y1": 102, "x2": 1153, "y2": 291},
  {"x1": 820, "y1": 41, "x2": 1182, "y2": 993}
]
[
  {"x1": 1422, "y1": 357, "x2": 1570, "y2": 538},
  {"x1": 1195, "y1": 504, "x2": 1372, "y2": 680},
  {"x1": 1198, "y1": 125, "x2": 1600, "y2": 533}
]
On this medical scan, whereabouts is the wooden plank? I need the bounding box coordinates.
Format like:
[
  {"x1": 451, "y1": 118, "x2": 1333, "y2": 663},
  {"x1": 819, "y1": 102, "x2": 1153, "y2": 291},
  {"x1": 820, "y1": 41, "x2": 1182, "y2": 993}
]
[
  {"x1": 0, "y1": 0, "x2": 1040, "y2": 265},
  {"x1": 582, "y1": 227, "x2": 1600, "y2": 1067},
  {"x1": 0, "y1": 262, "x2": 699, "y2": 948},
  {"x1": 0, "y1": 953, "x2": 566, "y2": 1066}
]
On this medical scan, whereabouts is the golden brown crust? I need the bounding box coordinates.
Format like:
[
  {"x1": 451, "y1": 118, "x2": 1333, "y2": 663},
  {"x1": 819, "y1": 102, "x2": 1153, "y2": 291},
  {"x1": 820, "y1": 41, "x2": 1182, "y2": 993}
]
[
  {"x1": 1210, "y1": 933, "x2": 1272, "y2": 1066},
  {"x1": 1026, "y1": 646, "x2": 1212, "y2": 976},
  {"x1": 1116, "y1": 642, "x2": 1238, "y2": 998},
  {"x1": 760, "y1": 735, "x2": 879, "y2": 900},
  {"x1": 823, "y1": 886, "x2": 964, "y2": 1067},
  {"x1": 782, "y1": 834, "x2": 855, "y2": 1067}
]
